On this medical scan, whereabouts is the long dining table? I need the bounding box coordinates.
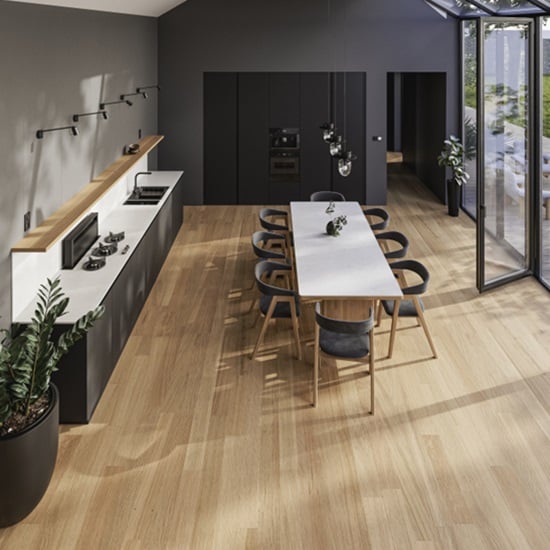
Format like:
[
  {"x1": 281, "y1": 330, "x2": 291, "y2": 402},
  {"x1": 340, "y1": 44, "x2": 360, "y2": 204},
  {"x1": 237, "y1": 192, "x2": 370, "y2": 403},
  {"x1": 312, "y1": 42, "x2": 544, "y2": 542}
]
[{"x1": 289, "y1": 200, "x2": 403, "y2": 410}]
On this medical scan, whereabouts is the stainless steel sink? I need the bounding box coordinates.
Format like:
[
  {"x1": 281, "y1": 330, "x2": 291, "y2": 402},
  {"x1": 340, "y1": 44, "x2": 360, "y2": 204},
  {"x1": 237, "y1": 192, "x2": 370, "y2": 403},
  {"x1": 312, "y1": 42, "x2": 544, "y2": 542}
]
[{"x1": 124, "y1": 186, "x2": 168, "y2": 205}]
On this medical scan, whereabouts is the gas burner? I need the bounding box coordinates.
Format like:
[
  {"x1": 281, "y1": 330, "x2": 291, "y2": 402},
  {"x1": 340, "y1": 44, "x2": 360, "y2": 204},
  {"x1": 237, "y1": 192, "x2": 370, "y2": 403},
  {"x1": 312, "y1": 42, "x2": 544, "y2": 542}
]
[
  {"x1": 104, "y1": 231, "x2": 125, "y2": 243},
  {"x1": 83, "y1": 256, "x2": 106, "y2": 271},
  {"x1": 91, "y1": 242, "x2": 118, "y2": 256}
]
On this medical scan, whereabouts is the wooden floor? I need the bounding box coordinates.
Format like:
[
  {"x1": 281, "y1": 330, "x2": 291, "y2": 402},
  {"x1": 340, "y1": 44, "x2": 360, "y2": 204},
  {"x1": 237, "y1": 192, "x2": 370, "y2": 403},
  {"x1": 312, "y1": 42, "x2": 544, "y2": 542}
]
[{"x1": 2, "y1": 169, "x2": 550, "y2": 549}]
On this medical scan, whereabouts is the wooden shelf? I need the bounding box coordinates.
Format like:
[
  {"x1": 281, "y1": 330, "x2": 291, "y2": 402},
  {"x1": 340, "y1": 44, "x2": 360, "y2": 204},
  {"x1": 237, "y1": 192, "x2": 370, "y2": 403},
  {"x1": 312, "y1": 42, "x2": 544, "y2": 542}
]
[{"x1": 11, "y1": 135, "x2": 164, "y2": 253}]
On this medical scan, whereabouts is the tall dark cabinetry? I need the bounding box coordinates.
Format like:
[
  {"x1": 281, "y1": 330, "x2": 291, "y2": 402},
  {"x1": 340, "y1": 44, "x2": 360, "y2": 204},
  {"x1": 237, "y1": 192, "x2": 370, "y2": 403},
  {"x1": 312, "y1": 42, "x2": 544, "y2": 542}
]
[
  {"x1": 300, "y1": 73, "x2": 332, "y2": 201},
  {"x1": 238, "y1": 73, "x2": 269, "y2": 204},
  {"x1": 331, "y1": 72, "x2": 366, "y2": 202},
  {"x1": 204, "y1": 72, "x2": 366, "y2": 204},
  {"x1": 204, "y1": 73, "x2": 238, "y2": 204}
]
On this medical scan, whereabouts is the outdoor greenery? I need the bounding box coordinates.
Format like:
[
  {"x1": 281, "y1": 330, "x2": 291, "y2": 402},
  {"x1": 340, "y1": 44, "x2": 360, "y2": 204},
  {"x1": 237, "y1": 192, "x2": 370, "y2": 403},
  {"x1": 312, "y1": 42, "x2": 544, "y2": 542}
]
[{"x1": 544, "y1": 75, "x2": 550, "y2": 138}]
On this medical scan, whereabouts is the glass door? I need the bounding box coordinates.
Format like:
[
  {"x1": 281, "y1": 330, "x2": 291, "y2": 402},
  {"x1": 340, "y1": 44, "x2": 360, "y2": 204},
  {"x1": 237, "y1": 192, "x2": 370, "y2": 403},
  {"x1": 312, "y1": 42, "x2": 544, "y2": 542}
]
[
  {"x1": 540, "y1": 17, "x2": 550, "y2": 288},
  {"x1": 477, "y1": 18, "x2": 533, "y2": 292}
]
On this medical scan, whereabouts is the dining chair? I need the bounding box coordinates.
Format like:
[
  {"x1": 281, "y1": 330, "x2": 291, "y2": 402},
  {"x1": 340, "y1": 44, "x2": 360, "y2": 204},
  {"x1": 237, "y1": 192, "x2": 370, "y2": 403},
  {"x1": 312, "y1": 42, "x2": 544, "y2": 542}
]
[
  {"x1": 245, "y1": 231, "x2": 291, "y2": 294},
  {"x1": 251, "y1": 231, "x2": 289, "y2": 263},
  {"x1": 258, "y1": 208, "x2": 292, "y2": 250},
  {"x1": 310, "y1": 191, "x2": 346, "y2": 202},
  {"x1": 375, "y1": 230, "x2": 409, "y2": 259},
  {"x1": 377, "y1": 259, "x2": 437, "y2": 359},
  {"x1": 363, "y1": 207, "x2": 390, "y2": 231},
  {"x1": 313, "y1": 302, "x2": 375, "y2": 413},
  {"x1": 251, "y1": 260, "x2": 301, "y2": 360}
]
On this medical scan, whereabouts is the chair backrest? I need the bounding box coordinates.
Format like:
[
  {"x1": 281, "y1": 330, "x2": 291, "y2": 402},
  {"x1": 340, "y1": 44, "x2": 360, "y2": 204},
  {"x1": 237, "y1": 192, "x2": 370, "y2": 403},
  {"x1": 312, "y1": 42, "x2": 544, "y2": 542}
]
[
  {"x1": 388, "y1": 259, "x2": 430, "y2": 296},
  {"x1": 314, "y1": 303, "x2": 374, "y2": 335},
  {"x1": 258, "y1": 208, "x2": 289, "y2": 232},
  {"x1": 255, "y1": 260, "x2": 295, "y2": 297},
  {"x1": 363, "y1": 207, "x2": 390, "y2": 231},
  {"x1": 375, "y1": 230, "x2": 409, "y2": 259},
  {"x1": 310, "y1": 191, "x2": 346, "y2": 202},
  {"x1": 251, "y1": 231, "x2": 287, "y2": 261}
]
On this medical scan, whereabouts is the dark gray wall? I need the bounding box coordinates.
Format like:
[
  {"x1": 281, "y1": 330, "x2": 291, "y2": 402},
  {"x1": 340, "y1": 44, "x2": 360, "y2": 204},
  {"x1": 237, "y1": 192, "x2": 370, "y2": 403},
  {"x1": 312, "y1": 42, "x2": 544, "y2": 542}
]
[
  {"x1": 158, "y1": 0, "x2": 460, "y2": 206},
  {"x1": 0, "y1": 3, "x2": 158, "y2": 329}
]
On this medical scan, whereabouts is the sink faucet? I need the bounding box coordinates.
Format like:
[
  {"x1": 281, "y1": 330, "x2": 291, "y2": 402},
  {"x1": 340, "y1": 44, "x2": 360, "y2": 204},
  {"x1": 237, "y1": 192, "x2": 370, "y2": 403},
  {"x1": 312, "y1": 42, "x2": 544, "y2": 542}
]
[{"x1": 133, "y1": 171, "x2": 152, "y2": 196}]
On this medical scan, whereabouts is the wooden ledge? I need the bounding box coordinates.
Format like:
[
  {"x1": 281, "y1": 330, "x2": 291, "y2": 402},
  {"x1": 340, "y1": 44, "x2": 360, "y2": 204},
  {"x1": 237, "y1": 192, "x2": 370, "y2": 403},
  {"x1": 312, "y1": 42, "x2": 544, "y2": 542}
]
[{"x1": 12, "y1": 135, "x2": 164, "y2": 253}]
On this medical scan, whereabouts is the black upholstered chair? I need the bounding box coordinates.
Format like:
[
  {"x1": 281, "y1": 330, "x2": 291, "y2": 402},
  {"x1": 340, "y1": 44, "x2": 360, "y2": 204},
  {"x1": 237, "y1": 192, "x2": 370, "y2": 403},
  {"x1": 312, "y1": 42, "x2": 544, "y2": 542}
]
[
  {"x1": 377, "y1": 259, "x2": 437, "y2": 359},
  {"x1": 363, "y1": 207, "x2": 390, "y2": 231},
  {"x1": 246, "y1": 231, "x2": 292, "y2": 294},
  {"x1": 375, "y1": 230, "x2": 409, "y2": 260},
  {"x1": 310, "y1": 191, "x2": 346, "y2": 202},
  {"x1": 258, "y1": 208, "x2": 291, "y2": 250},
  {"x1": 251, "y1": 231, "x2": 289, "y2": 263},
  {"x1": 313, "y1": 302, "x2": 375, "y2": 413},
  {"x1": 251, "y1": 260, "x2": 301, "y2": 360},
  {"x1": 258, "y1": 208, "x2": 289, "y2": 232}
]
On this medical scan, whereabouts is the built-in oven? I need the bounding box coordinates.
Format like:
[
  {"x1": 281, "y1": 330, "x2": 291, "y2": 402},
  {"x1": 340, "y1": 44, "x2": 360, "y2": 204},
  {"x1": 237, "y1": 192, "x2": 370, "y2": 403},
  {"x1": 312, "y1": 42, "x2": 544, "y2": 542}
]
[{"x1": 269, "y1": 128, "x2": 300, "y2": 182}]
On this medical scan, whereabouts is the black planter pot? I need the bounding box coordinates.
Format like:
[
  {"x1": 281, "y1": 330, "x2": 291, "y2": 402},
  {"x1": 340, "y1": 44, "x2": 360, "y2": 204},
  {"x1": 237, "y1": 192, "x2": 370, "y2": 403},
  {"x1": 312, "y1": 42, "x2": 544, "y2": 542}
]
[
  {"x1": 0, "y1": 384, "x2": 59, "y2": 527},
  {"x1": 446, "y1": 179, "x2": 460, "y2": 217}
]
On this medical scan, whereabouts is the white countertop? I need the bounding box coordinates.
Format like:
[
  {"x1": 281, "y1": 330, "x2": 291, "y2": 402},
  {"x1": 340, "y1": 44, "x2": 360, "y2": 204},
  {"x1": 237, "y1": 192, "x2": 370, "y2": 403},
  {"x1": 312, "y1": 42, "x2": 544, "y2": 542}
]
[
  {"x1": 290, "y1": 201, "x2": 403, "y2": 300},
  {"x1": 14, "y1": 171, "x2": 183, "y2": 324}
]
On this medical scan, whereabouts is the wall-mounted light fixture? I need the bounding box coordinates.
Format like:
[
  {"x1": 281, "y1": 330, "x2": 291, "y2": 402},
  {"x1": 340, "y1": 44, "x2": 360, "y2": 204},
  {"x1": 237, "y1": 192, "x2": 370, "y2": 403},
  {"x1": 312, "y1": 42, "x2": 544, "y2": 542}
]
[
  {"x1": 136, "y1": 85, "x2": 160, "y2": 94},
  {"x1": 99, "y1": 99, "x2": 133, "y2": 110},
  {"x1": 120, "y1": 91, "x2": 147, "y2": 100},
  {"x1": 36, "y1": 125, "x2": 79, "y2": 139},
  {"x1": 72, "y1": 110, "x2": 108, "y2": 122}
]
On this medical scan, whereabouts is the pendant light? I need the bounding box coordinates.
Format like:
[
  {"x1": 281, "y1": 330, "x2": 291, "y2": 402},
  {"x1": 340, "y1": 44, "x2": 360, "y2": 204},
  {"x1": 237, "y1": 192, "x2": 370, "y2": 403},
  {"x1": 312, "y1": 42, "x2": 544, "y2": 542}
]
[
  {"x1": 337, "y1": 28, "x2": 356, "y2": 177},
  {"x1": 330, "y1": 135, "x2": 344, "y2": 157},
  {"x1": 338, "y1": 150, "x2": 356, "y2": 177},
  {"x1": 321, "y1": 1, "x2": 338, "y2": 144}
]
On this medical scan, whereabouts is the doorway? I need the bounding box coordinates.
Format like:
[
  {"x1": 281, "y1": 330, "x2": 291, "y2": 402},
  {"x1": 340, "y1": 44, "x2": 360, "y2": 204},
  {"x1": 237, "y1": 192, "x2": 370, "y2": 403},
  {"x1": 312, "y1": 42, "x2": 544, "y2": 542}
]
[{"x1": 387, "y1": 72, "x2": 447, "y2": 203}]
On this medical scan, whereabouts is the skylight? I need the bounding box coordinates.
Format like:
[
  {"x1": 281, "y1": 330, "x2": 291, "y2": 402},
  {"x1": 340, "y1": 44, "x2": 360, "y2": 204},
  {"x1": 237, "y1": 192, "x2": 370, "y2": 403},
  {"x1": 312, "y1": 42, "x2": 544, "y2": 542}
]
[{"x1": 424, "y1": 0, "x2": 550, "y2": 18}]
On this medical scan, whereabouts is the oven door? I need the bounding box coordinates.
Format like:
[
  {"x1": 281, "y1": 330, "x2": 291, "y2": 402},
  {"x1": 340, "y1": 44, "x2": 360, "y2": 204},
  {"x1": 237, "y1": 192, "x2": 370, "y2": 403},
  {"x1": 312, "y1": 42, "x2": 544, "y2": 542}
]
[{"x1": 270, "y1": 154, "x2": 300, "y2": 176}]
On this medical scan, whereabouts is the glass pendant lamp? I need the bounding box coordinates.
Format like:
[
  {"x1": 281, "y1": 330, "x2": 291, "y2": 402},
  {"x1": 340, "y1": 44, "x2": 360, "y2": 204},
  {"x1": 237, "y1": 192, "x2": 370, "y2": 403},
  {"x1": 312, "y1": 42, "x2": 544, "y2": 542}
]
[
  {"x1": 330, "y1": 136, "x2": 344, "y2": 157},
  {"x1": 338, "y1": 151, "x2": 356, "y2": 177}
]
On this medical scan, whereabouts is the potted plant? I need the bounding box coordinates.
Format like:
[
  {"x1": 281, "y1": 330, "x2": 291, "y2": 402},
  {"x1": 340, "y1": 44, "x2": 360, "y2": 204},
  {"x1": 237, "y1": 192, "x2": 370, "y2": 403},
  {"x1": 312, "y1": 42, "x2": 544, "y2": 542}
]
[
  {"x1": 0, "y1": 277, "x2": 104, "y2": 527},
  {"x1": 326, "y1": 214, "x2": 348, "y2": 236},
  {"x1": 438, "y1": 135, "x2": 470, "y2": 216}
]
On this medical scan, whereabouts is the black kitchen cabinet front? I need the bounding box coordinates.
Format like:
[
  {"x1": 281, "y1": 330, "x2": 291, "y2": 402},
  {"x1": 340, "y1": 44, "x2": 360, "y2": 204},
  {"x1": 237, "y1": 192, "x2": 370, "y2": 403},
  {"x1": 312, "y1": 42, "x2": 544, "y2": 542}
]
[
  {"x1": 204, "y1": 71, "x2": 366, "y2": 205},
  {"x1": 51, "y1": 176, "x2": 184, "y2": 423}
]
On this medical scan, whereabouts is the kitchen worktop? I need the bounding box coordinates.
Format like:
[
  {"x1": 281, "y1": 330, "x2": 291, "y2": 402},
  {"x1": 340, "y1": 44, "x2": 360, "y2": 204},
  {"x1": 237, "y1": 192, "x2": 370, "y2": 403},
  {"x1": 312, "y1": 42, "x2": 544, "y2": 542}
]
[{"x1": 14, "y1": 170, "x2": 183, "y2": 324}]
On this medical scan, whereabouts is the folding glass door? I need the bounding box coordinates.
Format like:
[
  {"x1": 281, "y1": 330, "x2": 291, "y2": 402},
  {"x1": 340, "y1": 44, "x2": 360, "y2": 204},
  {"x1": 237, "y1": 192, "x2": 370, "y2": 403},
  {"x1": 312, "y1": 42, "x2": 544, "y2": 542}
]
[
  {"x1": 476, "y1": 18, "x2": 533, "y2": 292},
  {"x1": 540, "y1": 17, "x2": 550, "y2": 288}
]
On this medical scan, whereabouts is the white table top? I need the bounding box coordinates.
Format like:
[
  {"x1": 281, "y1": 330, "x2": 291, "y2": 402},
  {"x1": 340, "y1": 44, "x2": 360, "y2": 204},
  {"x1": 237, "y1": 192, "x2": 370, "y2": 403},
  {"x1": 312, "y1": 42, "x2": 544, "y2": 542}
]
[{"x1": 290, "y1": 201, "x2": 403, "y2": 300}]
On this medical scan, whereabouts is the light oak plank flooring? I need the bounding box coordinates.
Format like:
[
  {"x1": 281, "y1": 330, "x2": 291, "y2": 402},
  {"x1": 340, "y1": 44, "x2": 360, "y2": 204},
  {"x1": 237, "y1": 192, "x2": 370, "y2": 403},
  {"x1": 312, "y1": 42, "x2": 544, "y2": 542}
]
[{"x1": 2, "y1": 170, "x2": 550, "y2": 549}]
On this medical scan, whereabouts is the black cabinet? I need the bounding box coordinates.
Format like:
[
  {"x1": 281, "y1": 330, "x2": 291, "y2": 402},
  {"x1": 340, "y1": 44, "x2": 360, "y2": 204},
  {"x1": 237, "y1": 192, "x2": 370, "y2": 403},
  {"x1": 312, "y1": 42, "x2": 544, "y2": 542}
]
[
  {"x1": 204, "y1": 71, "x2": 366, "y2": 205},
  {"x1": 331, "y1": 72, "x2": 366, "y2": 203},
  {"x1": 300, "y1": 72, "x2": 332, "y2": 201},
  {"x1": 51, "y1": 175, "x2": 184, "y2": 423},
  {"x1": 238, "y1": 73, "x2": 269, "y2": 204},
  {"x1": 204, "y1": 73, "x2": 238, "y2": 205}
]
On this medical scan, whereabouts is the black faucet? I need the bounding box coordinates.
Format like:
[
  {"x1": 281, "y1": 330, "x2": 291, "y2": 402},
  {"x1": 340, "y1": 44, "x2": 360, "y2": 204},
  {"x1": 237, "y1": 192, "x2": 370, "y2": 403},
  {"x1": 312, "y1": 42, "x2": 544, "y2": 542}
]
[{"x1": 133, "y1": 171, "x2": 152, "y2": 197}]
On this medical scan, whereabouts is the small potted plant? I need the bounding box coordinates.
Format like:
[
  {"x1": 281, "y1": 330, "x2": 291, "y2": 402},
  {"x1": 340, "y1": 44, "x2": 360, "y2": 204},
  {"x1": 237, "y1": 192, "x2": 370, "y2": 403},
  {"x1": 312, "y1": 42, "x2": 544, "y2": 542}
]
[
  {"x1": 438, "y1": 135, "x2": 470, "y2": 216},
  {"x1": 0, "y1": 277, "x2": 104, "y2": 527},
  {"x1": 326, "y1": 214, "x2": 348, "y2": 236}
]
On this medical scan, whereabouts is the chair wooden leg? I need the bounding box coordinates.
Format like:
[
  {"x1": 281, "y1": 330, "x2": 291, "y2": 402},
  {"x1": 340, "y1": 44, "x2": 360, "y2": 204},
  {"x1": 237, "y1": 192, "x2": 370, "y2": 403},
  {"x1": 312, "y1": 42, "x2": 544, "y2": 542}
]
[
  {"x1": 376, "y1": 300, "x2": 383, "y2": 326},
  {"x1": 251, "y1": 299, "x2": 276, "y2": 359},
  {"x1": 388, "y1": 299, "x2": 400, "y2": 358},
  {"x1": 313, "y1": 324, "x2": 320, "y2": 407},
  {"x1": 414, "y1": 298, "x2": 437, "y2": 358},
  {"x1": 247, "y1": 295, "x2": 258, "y2": 315},
  {"x1": 369, "y1": 330, "x2": 375, "y2": 415},
  {"x1": 289, "y1": 299, "x2": 302, "y2": 360}
]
